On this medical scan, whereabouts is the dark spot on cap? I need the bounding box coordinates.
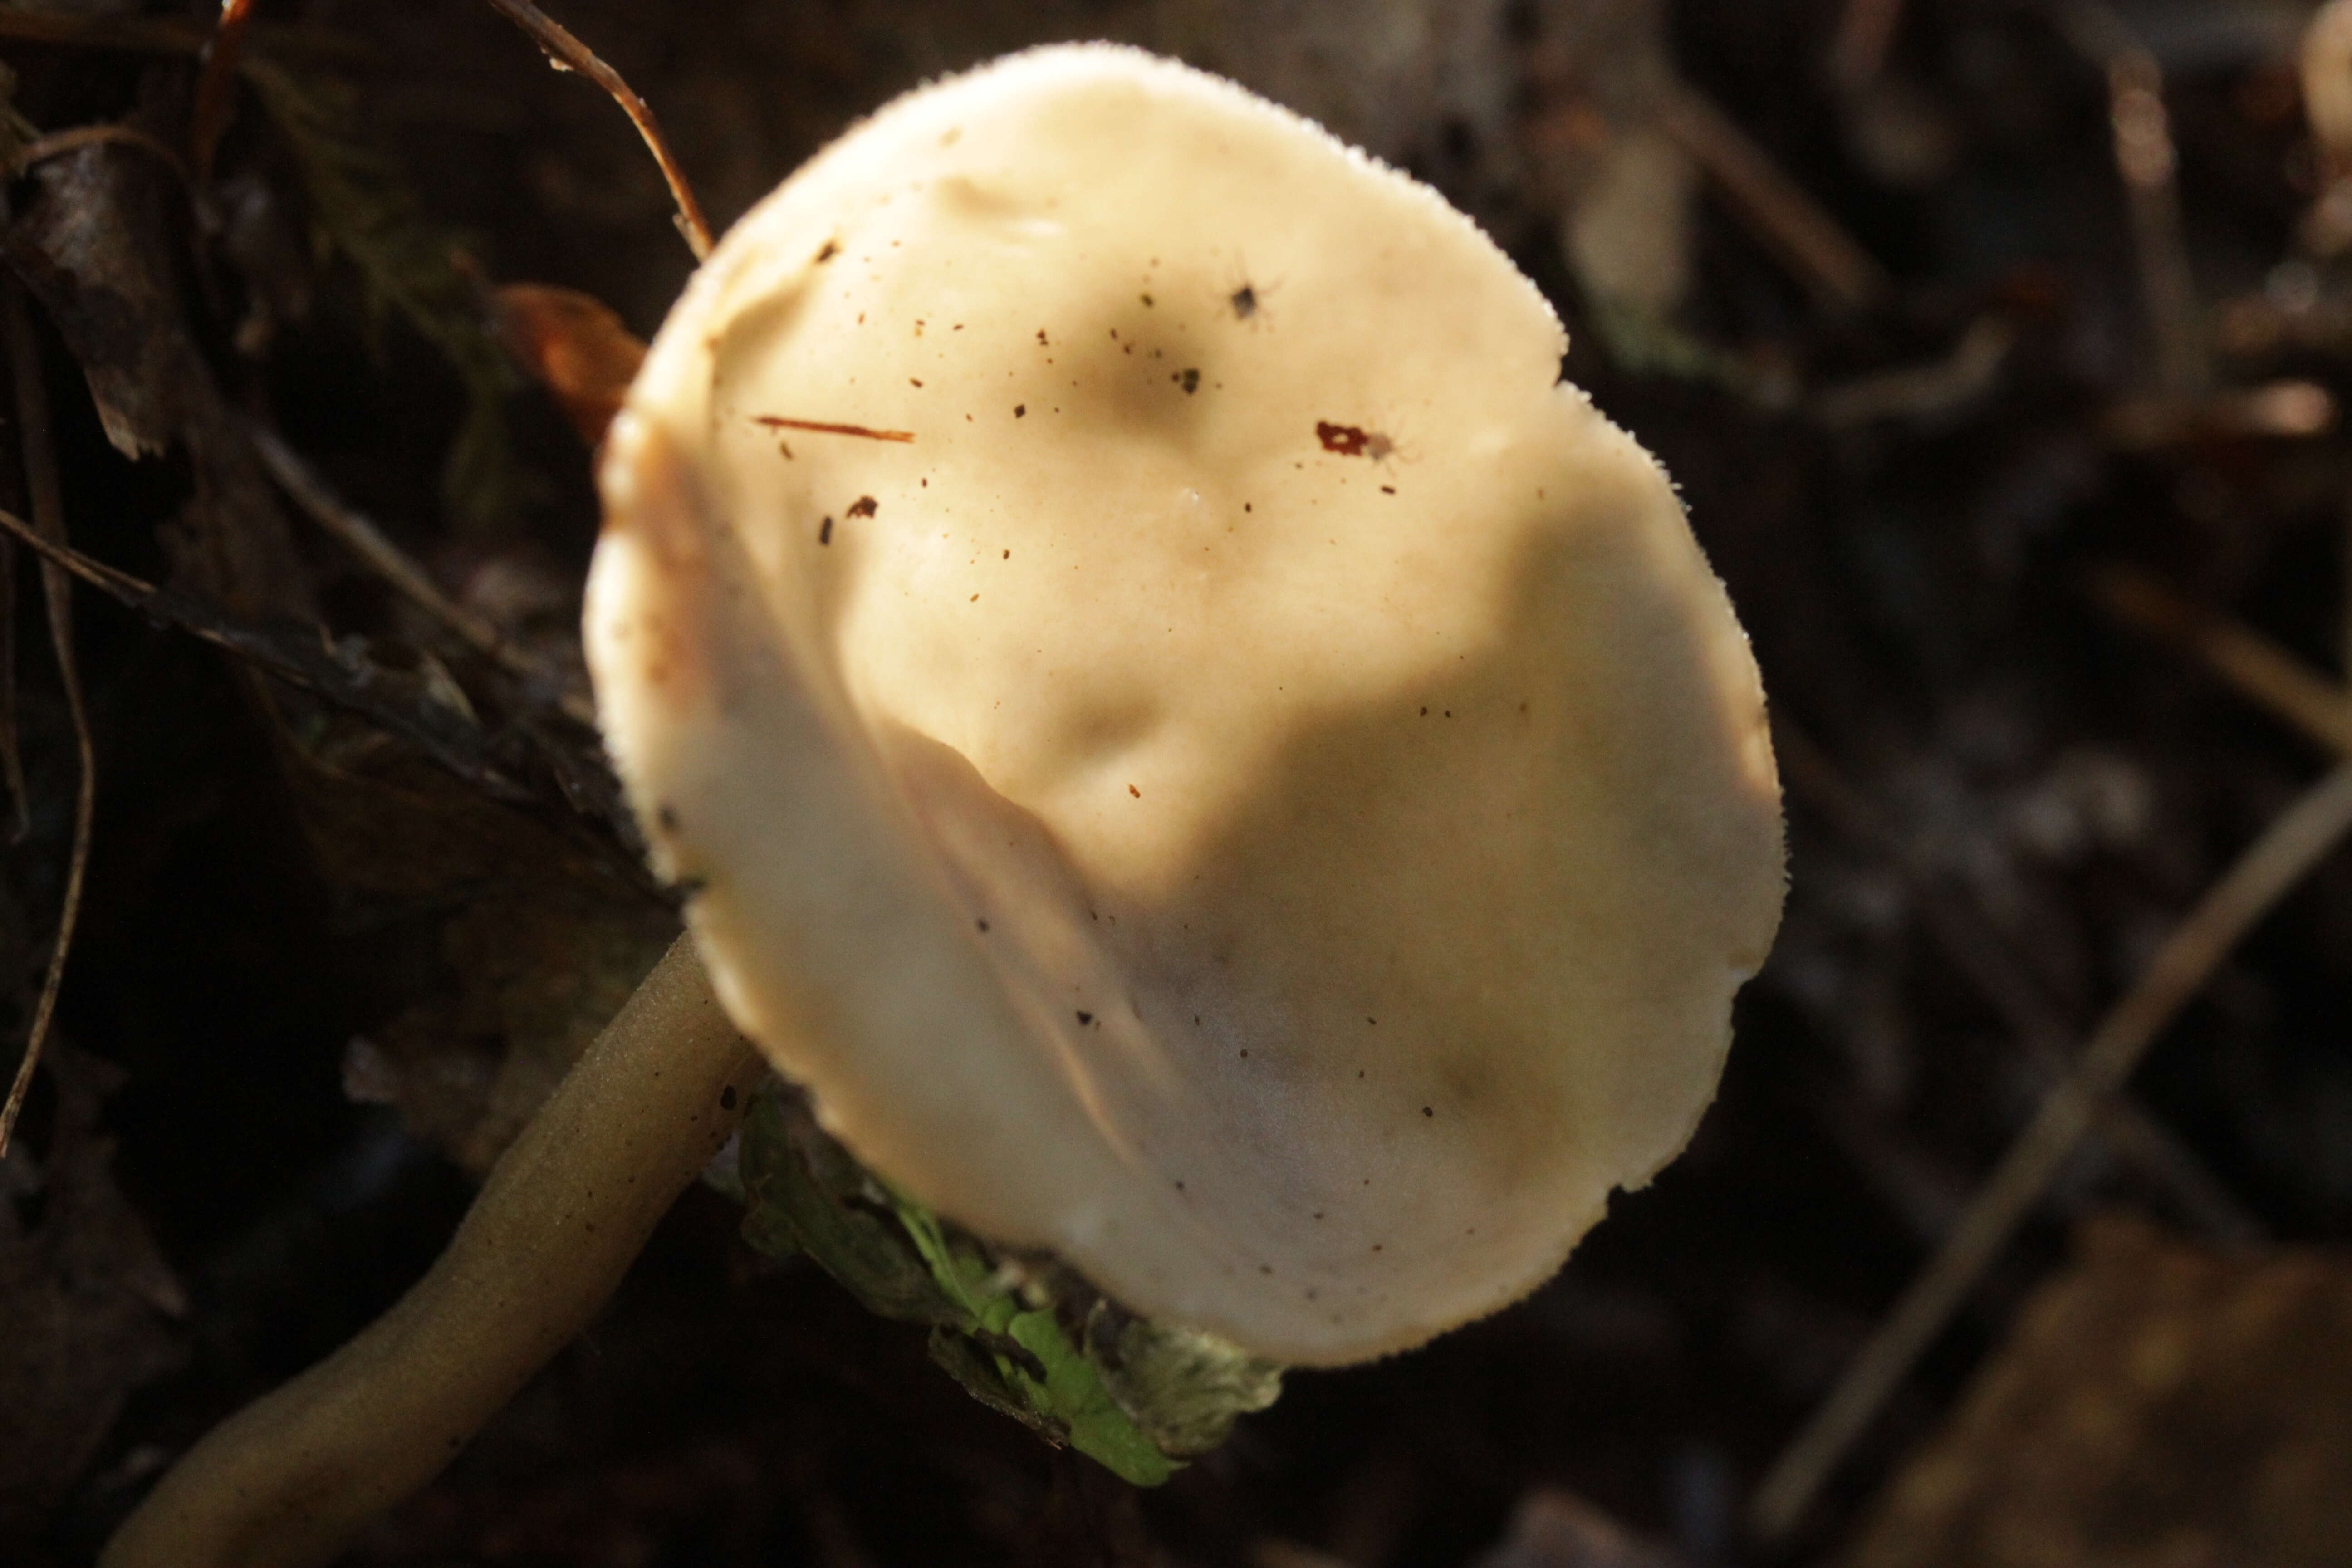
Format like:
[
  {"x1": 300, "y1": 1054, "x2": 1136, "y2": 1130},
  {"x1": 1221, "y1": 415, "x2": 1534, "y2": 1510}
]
[
  {"x1": 815, "y1": 238, "x2": 839, "y2": 263},
  {"x1": 1037, "y1": 328, "x2": 1049, "y2": 344},
  {"x1": 1180, "y1": 368, "x2": 1200, "y2": 394},
  {"x1": 847, "y1": 495, "x2": 878, "y2": 518},
  {"x1": 1014, "y1": 404, "x2": 1026, "y2": 417},
  {"x1": 1128, "y1": 784, "x2": 1141, "y2": 798},
  {"x1": 976, "y1": 918, "x2": 990, "y2": 932},
  {"x1": 1317, "y1": 421, "x2": 1371, "y2": 457},
  {"x1": 818, "y1": 516, "x2": 833, "y2": 545},
  {"x1": 1141, "y1": 292, "x2": 1155, "y2": 306},
  {"x1": 657, "y1": 804, "x2": 681, "y2": 830},
  {"x1": 1381, "y1": 485, "x2": 1396, "y2": 495},
  {"x1": 720, "y1": 1086, "x2": 738, "y2": 1110},
  {"x1": 1423, "y1": 1106, "x2": 1434, "y2": 1117},
  {"x1": 1231, "y1": 284, "x2": 1257, "y2": 318},
  {"x1": 1077, "y1": 1010, "x2": 1094, "y2": 1025}
]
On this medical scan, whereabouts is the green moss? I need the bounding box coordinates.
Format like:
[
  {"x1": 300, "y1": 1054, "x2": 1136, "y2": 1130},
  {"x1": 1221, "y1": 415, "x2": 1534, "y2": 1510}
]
[{"x1": 735, "y1": 1083, "x2": 1281, "y2": 1485}]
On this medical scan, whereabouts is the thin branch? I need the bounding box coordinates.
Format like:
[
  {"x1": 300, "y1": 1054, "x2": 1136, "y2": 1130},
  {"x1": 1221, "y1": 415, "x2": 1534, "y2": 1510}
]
[
  {"x1": 0, "y1": 505, "x2": 20, "y2": 844},
  {"x1": 0, "y1": 10, "x2": 207, "y2": 54},
  {"x1": 191, "y1": 0, "x2": 258, "y2": 186},
  {"x1": 245, "y1": 421, "x2": 595, "y2": 725},
  {"x1": 17, "y1": 124, "x2": 191, "y2": 186},
  {"x1": 0, "y1": 500, "x2": 531, "y2": 804},
  {"x1": 1750, "y1": 756, "x2": 2352, "y2": 1541},
  {"x1": 1828, "y1": 0, "x2": 1906, "y2": 91},
  {"x1": 751, "y1": 415, "x2": 916, "y2": 443},
  {"x1": 2057, "y1": 2, "x2": 2209, "y2": 396},
  {"x1": 1772, "y1": 719, "x2": 2263, "y2": 1243},
  {"x1": 2091, "y1": 565, "x2": 2352, "y2": 755},
  {"x1": 0, "y1": 284, "x2": 94, "y2": 1160},
  {"x1": 1656, "y1": 83, "x2": 1891, "y2": 315},
  {"x1": 0, "y1": 10, "x2": 362, "y2": 61},
  {"x1": 474, "y1": 0, "x2": 713, "y2": 260}
]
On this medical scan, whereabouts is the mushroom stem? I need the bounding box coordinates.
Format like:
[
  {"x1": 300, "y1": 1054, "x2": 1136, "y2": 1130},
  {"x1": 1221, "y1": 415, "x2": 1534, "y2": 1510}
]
[{"x1": 101, "y1": 935, "x2": 764, "y2": 1568}]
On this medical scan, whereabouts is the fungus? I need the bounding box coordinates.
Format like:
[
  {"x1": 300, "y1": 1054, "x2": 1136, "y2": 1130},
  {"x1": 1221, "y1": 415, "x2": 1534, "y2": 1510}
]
[
  {"x1": 594, "y1": 42, "x2": 1781, "y2": 1361},
  {"x1": 104, "y1": 43, "x2": 1781, "y2": 1568}
]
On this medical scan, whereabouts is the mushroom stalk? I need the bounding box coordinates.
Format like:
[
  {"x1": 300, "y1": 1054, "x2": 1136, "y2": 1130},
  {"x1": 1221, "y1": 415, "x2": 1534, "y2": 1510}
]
[{"x1": 101, "y1": 936, "x2": 764, "y2": 1568}]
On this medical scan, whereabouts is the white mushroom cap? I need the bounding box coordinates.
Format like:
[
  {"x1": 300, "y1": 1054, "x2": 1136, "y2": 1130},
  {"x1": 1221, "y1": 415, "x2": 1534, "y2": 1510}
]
[{"x1": 586, "y1": 44, "x2": 1784, "y2": 1367}]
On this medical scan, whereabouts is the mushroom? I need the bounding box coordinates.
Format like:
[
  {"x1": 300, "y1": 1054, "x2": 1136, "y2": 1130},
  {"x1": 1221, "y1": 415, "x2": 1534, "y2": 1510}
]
[
  {"x1": 104, "y1": 42, "x2": 1782, "y2": 1568},
  {"x1": 598, "y1": 39, "x2": 1783, "y2": 1362}
]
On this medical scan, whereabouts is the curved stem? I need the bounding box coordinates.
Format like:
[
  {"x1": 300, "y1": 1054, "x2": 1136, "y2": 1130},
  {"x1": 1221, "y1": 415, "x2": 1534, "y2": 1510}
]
[{"x1": 102, "y1": 935, "x2": 765, "y2": 1568}]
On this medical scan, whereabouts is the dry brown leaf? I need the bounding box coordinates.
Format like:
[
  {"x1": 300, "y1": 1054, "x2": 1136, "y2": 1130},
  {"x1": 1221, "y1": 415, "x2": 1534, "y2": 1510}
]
[
  {"x1": 295, "y1": 741, "x2": 675, "y2": 1174},
  {"x1": 3, "y1": 144, "x2": 312, "y2": 619},
  {"x1": 494, "y1": 283, "x2": 647, "y2": 449},
  {"x1": 0, "y1": 1043, "x2": 184, "y2": 1531},
  {"x1": 1845, "y1": 1215, "x2": 2352, "y2": 1568}
]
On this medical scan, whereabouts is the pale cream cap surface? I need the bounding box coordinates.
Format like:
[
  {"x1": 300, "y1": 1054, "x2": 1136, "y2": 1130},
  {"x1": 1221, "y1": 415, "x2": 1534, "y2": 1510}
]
[{"x1": 586, "y1": 43, "x2": 1784, "y2": 1365}]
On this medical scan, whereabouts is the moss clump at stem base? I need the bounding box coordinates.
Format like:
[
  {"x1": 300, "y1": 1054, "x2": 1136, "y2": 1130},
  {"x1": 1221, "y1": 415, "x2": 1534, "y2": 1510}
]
[{"x1": 735, "y1": 1084, "x2": 1283, "y2": 1485}]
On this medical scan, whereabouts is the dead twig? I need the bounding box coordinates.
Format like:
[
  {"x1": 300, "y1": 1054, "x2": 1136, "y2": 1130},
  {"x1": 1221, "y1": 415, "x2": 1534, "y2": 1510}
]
[
  {"x1": 2056, "y1": 2, "x2": 2209, "y2": 396},
  {"x1": 1812, "y1": 316, "x2": 2014, "y2": 428},
  {"x1": 2299, "y1": 1, "x2": 2352, "y2": 253},
  {"x1": 1828, "y1": 0, "x2": 1907, "y2": 92},
  {"x1": 1656, "y1": 82, "x2": 1887, "y2": 312},
  {"x1": 0, "y1": 10, "x2": 207, "y2": 54},
  {"x1": 1773, "y1": 719, "x2": 2263, "y2": 1244},
  {"x1": 0, "y1": 500, "x2": 532, "y2": 805},
  {"x1": 0, "y1": 283, "x2": 95, "y2": 1160},
  {"x1": 1751, "y1": 757, "x2": 2352, "y2": 1540},
  {"x1": 17, "y1": 124, "x2": 191, "y2": 186},
  {"x1": 2091, "y1": 566, "x2": 2352, "y2": 756},
  {"x1": 474, "y1": 0, "x2": 713, "y2": 260},
  {"x1": 0, "y1": 507, "x2": 20, "y2": 844},
  {"x1": 0, "y1": 10, "x2": 360, "y2": 61},
  {"x1": 245, "y1": 421, "x2": 595, "y2": 725},
  {"x1": 190, "y1": 0, "x2": 257, "y2": 185},
  {"x1": 1656, "y1": 83, "x2": 1891, "y2": 315}
]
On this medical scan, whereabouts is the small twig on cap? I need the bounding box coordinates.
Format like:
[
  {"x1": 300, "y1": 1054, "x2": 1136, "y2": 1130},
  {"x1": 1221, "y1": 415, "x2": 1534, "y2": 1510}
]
[
  {"x1": 475, "y1": 0, "x2": 713, "y2": 260},
  {"x1": 0, "y1": 284, "x2": 95, "y2": 1161},
  {"x1": 751, "y1": 415, "x2": 916, "y2": 443},
  {"x1": 1749, "y1": 752, "x2": 2352, "y2": 1542},
  {"x1": 1656, "y1": 83, "x2": 1890, "y2": 314}
]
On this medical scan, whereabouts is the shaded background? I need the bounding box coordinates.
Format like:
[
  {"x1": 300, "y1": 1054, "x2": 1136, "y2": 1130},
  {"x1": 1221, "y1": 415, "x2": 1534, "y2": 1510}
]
[{"x1": 2, "y1": 0, "x2": 2351, "y2": 1564}]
